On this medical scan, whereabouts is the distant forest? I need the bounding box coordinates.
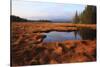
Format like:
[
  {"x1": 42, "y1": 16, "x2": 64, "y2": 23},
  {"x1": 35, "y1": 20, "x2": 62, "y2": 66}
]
[
  {"x1": 11, "y1": 15, "x2": 28, "y2": 22},
  {"x1": 10, "y1": 15, "x2": 51, "y2": 22},
  {"x1": 73, "y1": 5, "x2": 96, "y2": 24}
]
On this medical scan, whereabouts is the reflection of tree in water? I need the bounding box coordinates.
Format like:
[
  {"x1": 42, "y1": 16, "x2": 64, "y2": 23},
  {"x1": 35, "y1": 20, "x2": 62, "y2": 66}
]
[
  {"x1": 74, "y1": 30, "x2": 78, "y2": 40},
  {"x1": 79, "y1": 28, "x2": 96, "y2": 40}
]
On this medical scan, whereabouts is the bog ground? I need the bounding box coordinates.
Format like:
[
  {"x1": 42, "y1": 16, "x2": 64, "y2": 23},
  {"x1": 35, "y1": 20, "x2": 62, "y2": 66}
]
[{"x1": 11, "y1": 22, "x2": 96, "y2": 66}]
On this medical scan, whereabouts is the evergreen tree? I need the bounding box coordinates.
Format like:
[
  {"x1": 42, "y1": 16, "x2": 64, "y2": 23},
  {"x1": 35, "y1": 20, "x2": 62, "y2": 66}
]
[
  {"x1": 73, "y1": 11, "x2": 80, "y2": 24},
  {"x1": 80, "y1": 5, "x2": 96, "y2": 24}
]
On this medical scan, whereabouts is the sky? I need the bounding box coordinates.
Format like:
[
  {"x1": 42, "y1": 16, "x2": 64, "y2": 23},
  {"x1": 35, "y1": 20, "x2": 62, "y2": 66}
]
[{"x1": 12, "y1": 0, "x2": 86, "y2": 22}]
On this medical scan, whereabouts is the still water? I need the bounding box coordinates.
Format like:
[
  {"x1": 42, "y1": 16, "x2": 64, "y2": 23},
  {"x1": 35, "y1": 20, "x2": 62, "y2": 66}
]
[
  {"x1": 43, "y1": 31, "x2": 82, "y2": 42},
  {"x1": 43, "y1": 28, "x2": 96, "y2": 42}
]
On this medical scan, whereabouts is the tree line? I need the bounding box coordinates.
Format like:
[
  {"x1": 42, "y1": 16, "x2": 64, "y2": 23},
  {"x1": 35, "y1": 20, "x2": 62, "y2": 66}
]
[
  {"x1": 10, "y1": 15, "x2": 51, "y2": 22},
  {"x1": 11, "y1": 15, "x2": 28, "y2": 22},
  {"x1": 73, "y1": 5, "x2": 96, "y2": 24}
]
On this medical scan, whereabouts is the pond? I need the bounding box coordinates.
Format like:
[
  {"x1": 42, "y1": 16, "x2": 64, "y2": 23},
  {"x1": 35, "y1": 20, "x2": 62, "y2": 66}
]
[
  {"x1": 43, "y1": 28, "x2": 96, "y2": 42},
  {"x1": 43, "y1": 31, "x2": 82, "y2": 42}
]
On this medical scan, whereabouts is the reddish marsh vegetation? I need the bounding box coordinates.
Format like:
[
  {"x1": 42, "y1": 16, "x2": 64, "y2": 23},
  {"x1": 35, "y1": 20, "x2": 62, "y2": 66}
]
[{"x1": 11, "y1": 22, "x2": 96, "y2": 66}]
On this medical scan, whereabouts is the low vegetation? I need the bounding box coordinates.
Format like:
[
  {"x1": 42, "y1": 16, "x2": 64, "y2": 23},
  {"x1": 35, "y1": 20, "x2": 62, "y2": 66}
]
[{"x1": 11, "y1": 22, "x2": 96, "y2": 66}]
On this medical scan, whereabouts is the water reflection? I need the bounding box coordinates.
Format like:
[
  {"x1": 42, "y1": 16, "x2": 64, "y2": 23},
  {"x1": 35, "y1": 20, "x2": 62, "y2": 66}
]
[
  {"x1": 43, "y1": 31, "x2": 82, "y2": 42},
  {"x1": 43, "y1": 28, "x2": 96, "y2": 42},
  {"x1": 79, "y1": 28, "x2": 96, "y2": 40}
]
